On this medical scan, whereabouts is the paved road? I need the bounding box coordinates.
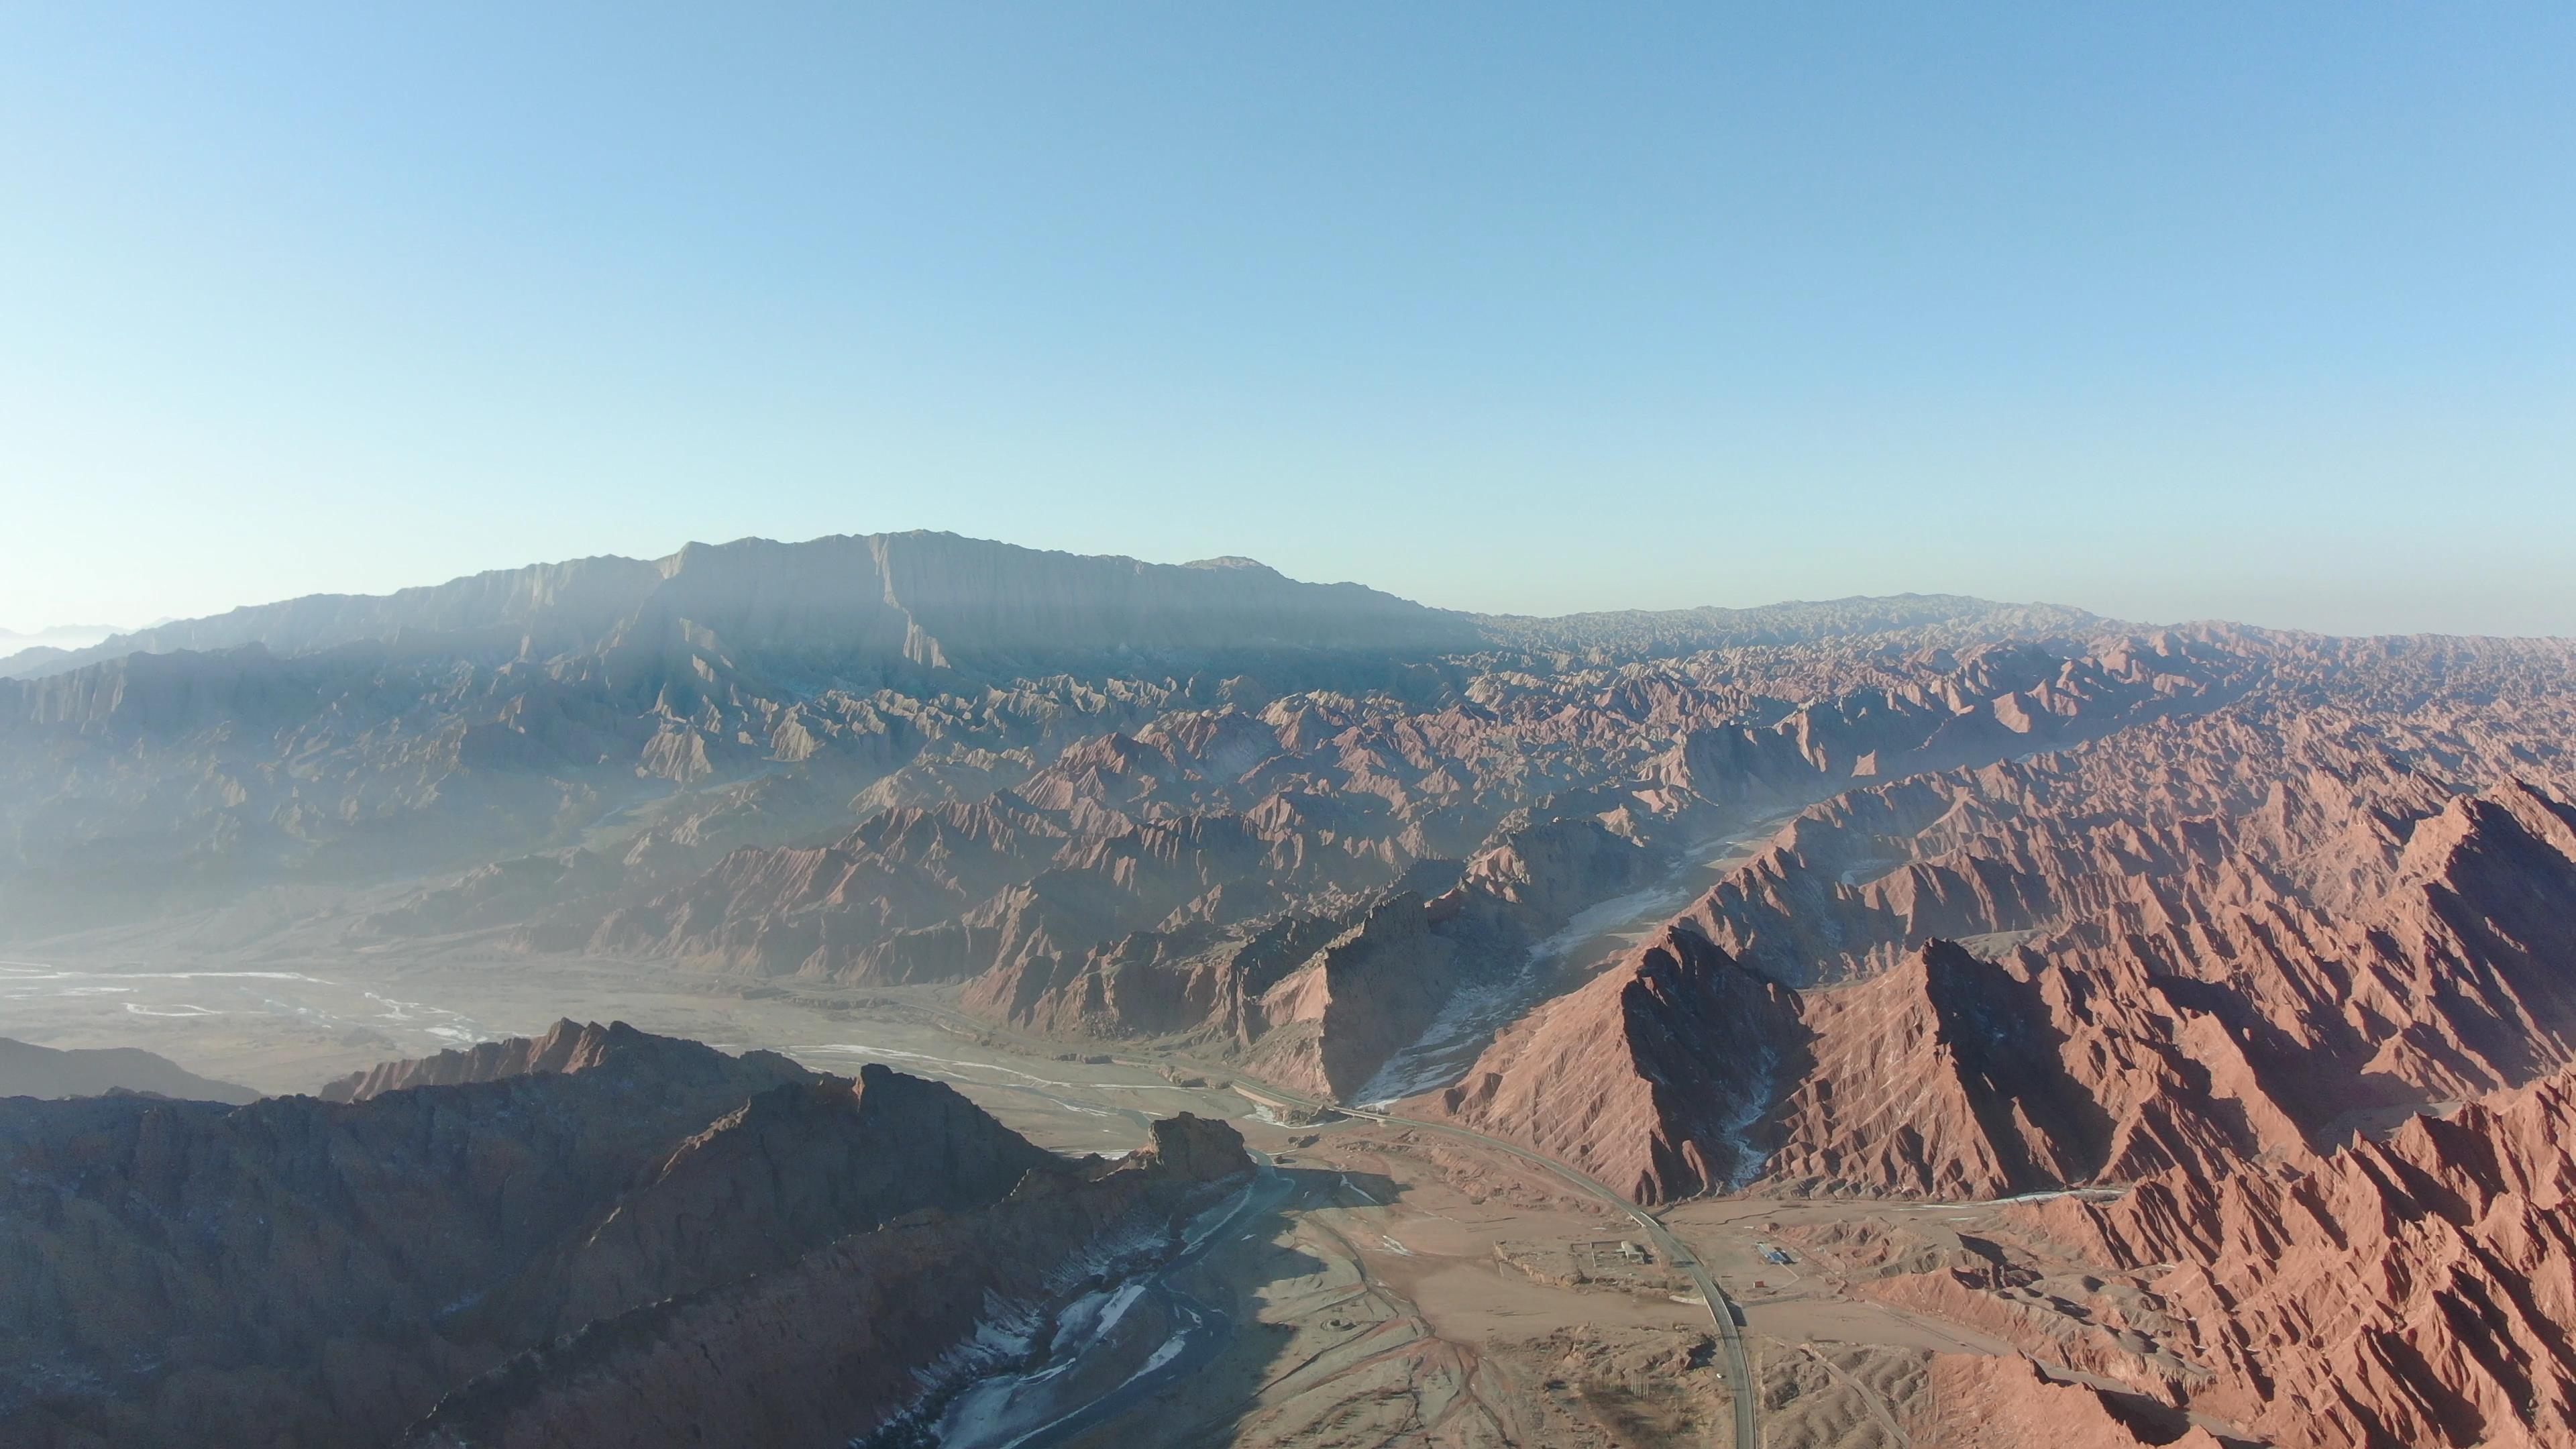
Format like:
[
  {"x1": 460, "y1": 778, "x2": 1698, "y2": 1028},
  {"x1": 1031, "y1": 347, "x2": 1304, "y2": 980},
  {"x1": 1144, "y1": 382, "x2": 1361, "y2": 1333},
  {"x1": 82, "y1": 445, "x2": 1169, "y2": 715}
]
[{"x1": 889, "y1": 998, "x2": 1762, "y2": 1447}]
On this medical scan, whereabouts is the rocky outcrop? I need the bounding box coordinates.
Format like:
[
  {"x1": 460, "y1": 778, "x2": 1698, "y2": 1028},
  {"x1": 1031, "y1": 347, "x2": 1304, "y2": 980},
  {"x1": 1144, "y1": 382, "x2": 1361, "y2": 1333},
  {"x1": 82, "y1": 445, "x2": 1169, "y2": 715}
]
[
  {"x1": 1240, "y1": 891, "x2": 1468, "y2": 1099},
  {"x1": 918, "y1": 635, "x2": 2243, "y2": 1108},
  {"x1": 1447, "y1": 812, "x2": 1657, "y2": 931},
  {"x1": 2023, "y1": 1066, "x2": 2576, "y2": 1449},
  {"x1": 1756, "y1": 938, "x2": 2306, "y2": 1199},
  {"x1": 1758, "y1": 943, "x2": 2102, "y2": 1199},
  {"x1": 0, "y1": 557, "x2": 2233, "y2": 964},
  {"x1": 0, "y1": 1027, "x2": 1079, "y2": 1449},
  {"x1": 965, "y1": 896, "x2": 1371, "y2": 1043},
  {"x1": 1763, "y1": 770, "x2": 2576, "y2": 1199},
  {"x1": 0, "y1": 1038, "x2": 256, "y2": 1104},
  {"x1": 14, "y1": 544, "x2": 2576, "y2": 1446},
  {"x1": 0, "y1": 534, "x2": 1480, "y2": 938}
]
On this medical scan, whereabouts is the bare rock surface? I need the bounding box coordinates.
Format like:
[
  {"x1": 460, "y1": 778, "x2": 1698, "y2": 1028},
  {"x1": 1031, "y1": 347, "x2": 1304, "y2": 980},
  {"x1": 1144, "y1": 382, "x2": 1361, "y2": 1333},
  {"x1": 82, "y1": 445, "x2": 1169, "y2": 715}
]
[
  {"x1": 1440, "y1": 925, "x2": 1796, "y2": 1201},
  {"x1": 1430, "y1": 634, "x2": 2576, "y2": 1205},
  {"x1": 2020, "y1": 1065, "x2": 2576, "y2": 1449}
]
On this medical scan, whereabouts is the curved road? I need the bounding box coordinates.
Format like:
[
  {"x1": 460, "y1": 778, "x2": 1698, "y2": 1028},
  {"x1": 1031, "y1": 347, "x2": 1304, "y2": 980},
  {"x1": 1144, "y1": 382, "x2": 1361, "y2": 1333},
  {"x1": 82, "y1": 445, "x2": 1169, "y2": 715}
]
[
  {"x1": 886, "y1": 1000, "x2": 1762, "y2": 1447},
  {"x1": 1234, "y1": 1082, "x2": 1761, "y2": 1449}
]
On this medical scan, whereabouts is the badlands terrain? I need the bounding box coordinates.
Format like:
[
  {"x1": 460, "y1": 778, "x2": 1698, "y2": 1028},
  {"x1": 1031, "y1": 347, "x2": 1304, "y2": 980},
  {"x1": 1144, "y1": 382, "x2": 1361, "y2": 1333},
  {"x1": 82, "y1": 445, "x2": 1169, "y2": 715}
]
[{"x1": 3, "y1": 531, "x2": 2574, "y2": 1448}]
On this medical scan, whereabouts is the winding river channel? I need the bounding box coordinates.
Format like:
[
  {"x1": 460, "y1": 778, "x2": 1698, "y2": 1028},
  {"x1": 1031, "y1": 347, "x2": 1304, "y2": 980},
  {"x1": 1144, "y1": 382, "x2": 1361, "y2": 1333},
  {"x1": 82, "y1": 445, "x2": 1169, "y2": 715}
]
[{"x1": 862, "y1": 1161, "x2": 1297, "y2": 1449}]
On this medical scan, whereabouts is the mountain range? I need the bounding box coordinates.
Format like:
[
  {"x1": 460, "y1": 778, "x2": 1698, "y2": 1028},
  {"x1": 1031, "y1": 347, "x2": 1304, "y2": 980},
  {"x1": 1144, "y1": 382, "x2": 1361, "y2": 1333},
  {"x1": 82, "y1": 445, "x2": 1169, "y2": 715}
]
[{"x1": 5, "y1": 530, "x2": 2573, "y2": 1448}]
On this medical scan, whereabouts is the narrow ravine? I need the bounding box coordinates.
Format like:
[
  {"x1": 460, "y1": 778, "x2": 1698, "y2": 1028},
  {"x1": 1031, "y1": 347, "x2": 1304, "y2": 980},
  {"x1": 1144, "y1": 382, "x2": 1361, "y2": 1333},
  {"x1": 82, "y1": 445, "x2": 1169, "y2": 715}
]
[
  {"x1": 878, "y1": 1163, "x2": 1295, "y2": 1449},
  {"x1": 1353, "y1": 811, "x2": 1794, "y2": 1107}
]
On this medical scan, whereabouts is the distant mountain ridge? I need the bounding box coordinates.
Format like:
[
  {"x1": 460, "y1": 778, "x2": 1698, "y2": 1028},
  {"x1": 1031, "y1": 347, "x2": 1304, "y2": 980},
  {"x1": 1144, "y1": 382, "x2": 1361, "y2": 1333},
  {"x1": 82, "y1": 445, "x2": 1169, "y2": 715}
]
[
  {"x1": 2, "y1": 531, "x2": 2108, "y2": 684},
  {"x1": 0, "y1": 527, "x2": 2150, "y2": 939},
  {"x1": 0, "y1": 1037, "x2": 258, "y2": 1103},
  {"x1": 2, "y1": 531, "x2": 1483, "y2": 681},
  {"x1": 1474, "y1": 594, "x2": 2112, "y2": 658},
  {"x1": 0, "y1": 623, "x2": 129, "y2": 666}
]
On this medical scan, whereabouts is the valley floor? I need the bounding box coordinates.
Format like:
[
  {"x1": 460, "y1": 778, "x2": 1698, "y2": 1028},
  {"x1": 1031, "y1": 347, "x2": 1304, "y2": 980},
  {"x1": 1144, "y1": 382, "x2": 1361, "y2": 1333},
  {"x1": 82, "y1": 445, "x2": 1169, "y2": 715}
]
[{"x1": 5, "y1": 943, "x2": 2186, "y2": 1448}]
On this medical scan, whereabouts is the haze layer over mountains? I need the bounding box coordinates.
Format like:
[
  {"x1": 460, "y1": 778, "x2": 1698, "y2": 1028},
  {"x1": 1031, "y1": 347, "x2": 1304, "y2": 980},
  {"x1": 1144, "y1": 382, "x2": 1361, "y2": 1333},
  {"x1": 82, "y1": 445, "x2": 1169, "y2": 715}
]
[{"x1": 5, "y1": 530, "x2": 2574, "y2": 1448}]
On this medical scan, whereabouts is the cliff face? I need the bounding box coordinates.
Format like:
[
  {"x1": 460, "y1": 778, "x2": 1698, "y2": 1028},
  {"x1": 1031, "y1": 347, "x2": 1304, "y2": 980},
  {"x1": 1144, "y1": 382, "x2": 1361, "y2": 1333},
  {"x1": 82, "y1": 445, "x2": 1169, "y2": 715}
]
[
  {"x1": 1400, "y1": 633, "x2": 2576, "y2": 1446},
  {"x1": 1760, "y1": 943, "x2": 2104, "y2": 1199},
  {"x1": 2021, "y1": 1067, "x2": 2576, "y2": 1449},
  {"x1": 1763, "y1": 773, "x2": 2576, "y2": 1201},
  {"x1": 1440, "y1": 926, "x2": 1796, "y2": 1201},
  {"x1": 0, "y1": 1026, "x2": 1092, "y2": 1449},
  {"x1": 1237, "y1": 890, "x2": 1466, "y2": 1099},
  {"x1": 543, "y1": 633, "x2": 2219, "y2": 1117}
]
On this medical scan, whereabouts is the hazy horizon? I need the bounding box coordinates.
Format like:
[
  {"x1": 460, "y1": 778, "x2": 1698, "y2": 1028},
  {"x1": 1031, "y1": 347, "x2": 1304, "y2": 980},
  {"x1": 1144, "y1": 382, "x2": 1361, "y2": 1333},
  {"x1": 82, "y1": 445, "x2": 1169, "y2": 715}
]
[
  {"x1": 5, "y1": 7, "x2": 2571, "y2": 637},
  {"x1": 4, "y1": 525, "x2": 2572, "y2": 647},
  {"x1": 9, "y1": 14, "x2": 2576, "y2": 1446}
]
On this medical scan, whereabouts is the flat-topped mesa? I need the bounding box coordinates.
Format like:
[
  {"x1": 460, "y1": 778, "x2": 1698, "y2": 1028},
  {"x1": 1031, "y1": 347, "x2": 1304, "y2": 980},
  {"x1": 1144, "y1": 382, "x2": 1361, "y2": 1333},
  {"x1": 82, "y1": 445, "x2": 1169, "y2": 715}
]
[{"x1": 318, "y1": 1017, "x2": 811, "y2": 1102}]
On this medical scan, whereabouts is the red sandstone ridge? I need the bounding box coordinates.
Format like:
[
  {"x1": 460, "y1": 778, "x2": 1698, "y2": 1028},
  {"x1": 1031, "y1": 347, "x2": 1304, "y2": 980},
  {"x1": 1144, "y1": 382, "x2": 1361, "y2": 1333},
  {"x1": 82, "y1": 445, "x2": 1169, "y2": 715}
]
[
  {"x1": 523, "y1": 632, "x2": 2225, "y2": 1106},
  {"x1": 1430, "y1": 647, "x2": 2576, "y2": 1204},
  {"x1": 1760, "y1": 936, "x2": 2306, "y2": 1199},
  {"x1": 1438, "y1": 926, "x2": 1796, "y2": 1202},
  {"x1": 1432, "y1": 931, "x2": 2305, "y2": 1205},
  {"x1": 15, "y1": 551, "x2": 2576, "y2": 1448},
  {"x1": 2015, "y1": 1067, "x2": 2576, "y2": 1449}
]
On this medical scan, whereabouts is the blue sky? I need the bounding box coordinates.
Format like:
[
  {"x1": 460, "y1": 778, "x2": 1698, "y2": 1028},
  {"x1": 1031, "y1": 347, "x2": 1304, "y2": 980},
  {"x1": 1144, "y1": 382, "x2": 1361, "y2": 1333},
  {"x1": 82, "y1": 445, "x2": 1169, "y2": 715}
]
[{"x1": 3, "y1": 5, "x2": 2569, "y2": 635}]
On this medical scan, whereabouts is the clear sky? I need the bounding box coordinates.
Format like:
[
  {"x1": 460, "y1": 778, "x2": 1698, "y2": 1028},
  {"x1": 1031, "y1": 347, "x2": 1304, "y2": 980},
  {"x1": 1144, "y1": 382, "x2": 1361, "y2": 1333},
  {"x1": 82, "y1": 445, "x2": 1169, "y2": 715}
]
[{"x1": 3, "y1": 5, "x2": 2570, "y2": 637}]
